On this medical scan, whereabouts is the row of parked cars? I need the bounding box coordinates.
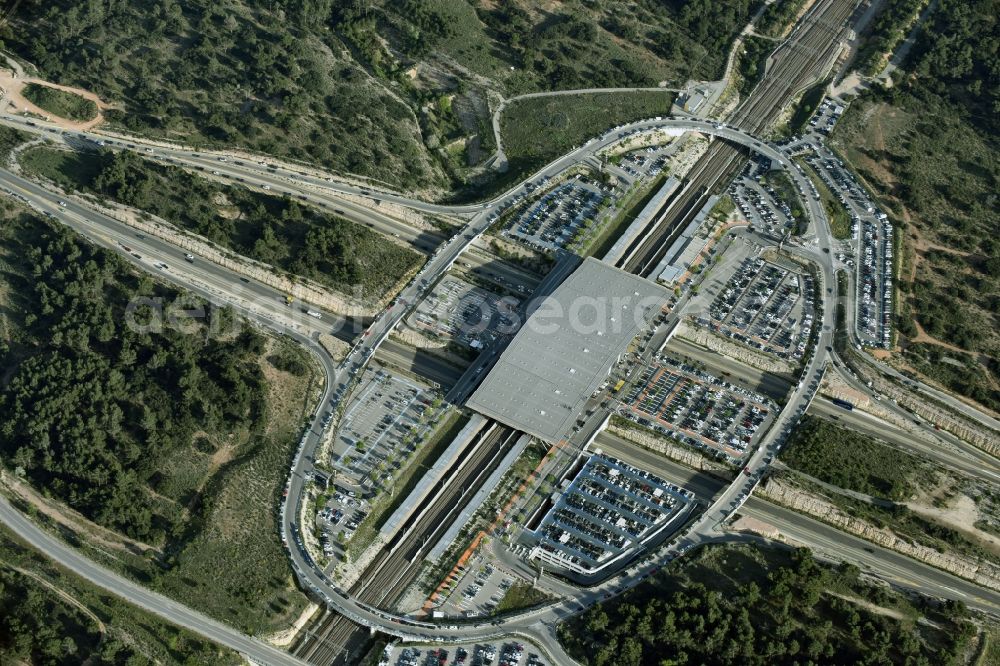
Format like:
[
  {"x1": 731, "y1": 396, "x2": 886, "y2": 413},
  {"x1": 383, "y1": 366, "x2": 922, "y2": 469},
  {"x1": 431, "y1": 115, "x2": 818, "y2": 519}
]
[
  {"x1": 804, "y1": 151, "x2": 893, "y2": 347},
  {"x1": 505, "y1": 180, "x2": 605, "y2": 252},
  {"x1": 707, "y1": 257, "x2": 816, "y2": 360},
  {"x1": 622, "y1": 354, "x2": 774, "y2": 458}
]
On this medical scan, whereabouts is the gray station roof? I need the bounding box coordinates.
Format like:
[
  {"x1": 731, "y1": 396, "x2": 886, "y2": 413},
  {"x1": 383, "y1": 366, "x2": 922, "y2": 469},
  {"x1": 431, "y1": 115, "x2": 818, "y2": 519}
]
[{"x1": 466, "y1": 257, "x2": 668, "y2": 443}]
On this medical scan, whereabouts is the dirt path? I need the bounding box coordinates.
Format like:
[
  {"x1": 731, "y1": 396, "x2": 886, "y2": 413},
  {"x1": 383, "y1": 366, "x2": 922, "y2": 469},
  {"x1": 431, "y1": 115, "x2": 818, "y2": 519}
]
[
  {"x1": 899, "y1": 225, "x2": 979, "y2": 353},
  {"x1": 909, "y1": 319, "x2": 971, "y2": 354},
  {"x1": 909, "y1": 221, "x2": 975, "y2": 260},
  {"x1": 5, "y1": 565, "x2": 108, "y2": 635},
  {"x1": 0, "y1": 67, "x2": 112, "y2": 130},
  {"x1": 826, "y1": 591, "x2": 907, "y2": 621},
  {"x1": 0, "y1": 471, "x2": 164, "y2": 561},
  {"x1": 870, "y1": 105, "x2": 887, "y2": 152}
]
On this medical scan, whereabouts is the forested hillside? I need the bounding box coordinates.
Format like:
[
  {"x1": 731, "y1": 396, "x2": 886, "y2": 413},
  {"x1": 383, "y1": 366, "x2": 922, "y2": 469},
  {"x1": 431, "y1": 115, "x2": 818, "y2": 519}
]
[
  {"x1": 560, "y1": 545, "x2": 977, "y2": 666},
  {"x1": 0, "y1": 526, "x2": 239, "y2": 664},
  {"x1": 1, "y1": 0, "x2": 760, "y2": 195},
  {"x1": 0, "y1": 566, "x2": 113, "y2": 665},
  {"x1": 780, "y1": 416, "x2": 922, "y2": 501},
  {"x1": 0, "y1": 212, "x2": 266, "y2": 540},
  {"x1": 833, "y1": 0, "x2": 1000, "y2": 412},
  {"x1": 0, "y1": 205, "x2": 315, "y2": 633}
]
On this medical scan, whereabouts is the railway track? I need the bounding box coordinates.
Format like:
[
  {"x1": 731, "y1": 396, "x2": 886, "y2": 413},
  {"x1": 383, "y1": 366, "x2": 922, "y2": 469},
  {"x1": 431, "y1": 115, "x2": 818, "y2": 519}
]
[
  {"x1": 621, "y1": 0, "x2": 860, "y2": 276},
  {"x1": 288, "y1": 3, "x2": 861, "y2": 662},
  {"x1": 294, "y1": 424, "x2": 519, "y2": 665}
]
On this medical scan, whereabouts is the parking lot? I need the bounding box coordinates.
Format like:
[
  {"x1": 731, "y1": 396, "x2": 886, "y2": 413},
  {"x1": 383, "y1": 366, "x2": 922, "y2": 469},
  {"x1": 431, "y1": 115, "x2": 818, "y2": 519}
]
[
  {"x1": 806, "y1": 97, "x2": 844, "y2": 135},
  {"x1": 729, "y1": 167, "x2": 796, "y2": 238},
  {"x1": 504, "y1": 178, "x2": 608, "y2": 252},
  {"x1": 803, "y1": 151, "x2": 893, "y2": 348},
  {"x1": 614, "y1": 145, "x2": 670, "y2": 183},
  {"x1": 434, "y1": 557, "x2": 518, "y2": 618},
  {"x1": 619, "y1": 353, "x2": 775, "y2": 459},
  {"x1": 527, "y1": 453, "x2": 693, "y2": 574},
  {"x1": 314, "y1": 484, "x2": 369, "y2": 560},
  {"x1": 408, "y1": 275, "x2": 520, "y2": 350},
  {"x1": 702, "y1": 256, "x2": 816, "y2": 360},
  {"x1": 500, "y1": 140, "x2": 678, "y2": 255},
  {"x1": 388, "y1": 641, "x2": 547, "y2": 666},
  {"x1": 329, "y1": 368, "x2": 439, "y2": 490},
  {"x1": 855, "y1": 216, "x2": 893, "y2": 348},
  {"x1": 407, "y1": 275, "x2": 521, "y2": 349}
]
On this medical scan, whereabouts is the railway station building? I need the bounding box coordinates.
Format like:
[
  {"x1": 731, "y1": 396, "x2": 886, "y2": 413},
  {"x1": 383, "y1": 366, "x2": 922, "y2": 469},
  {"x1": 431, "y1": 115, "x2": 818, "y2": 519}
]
[{"x1": 466, "y1": 257, "x2": 669, "y2": 443}]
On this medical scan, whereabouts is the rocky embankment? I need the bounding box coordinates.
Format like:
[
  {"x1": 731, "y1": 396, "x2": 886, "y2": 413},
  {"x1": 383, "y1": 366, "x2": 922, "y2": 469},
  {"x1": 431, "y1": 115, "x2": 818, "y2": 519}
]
[
  {"x1": 760, "y1": 477, "x2": 1000, "y2": 592},
  {"x1": 608, "y1": 423, "x2": 734, "y2": 476}
]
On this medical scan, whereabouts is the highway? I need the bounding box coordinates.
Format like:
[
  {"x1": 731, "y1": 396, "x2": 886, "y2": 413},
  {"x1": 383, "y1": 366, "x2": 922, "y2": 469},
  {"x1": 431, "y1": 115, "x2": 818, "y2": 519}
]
[
  {"x1": 0, "y1": 169, "x2": 369, "y2": 344},
  {"x1": 0, "y1": 155, "x2": 572, "y2": 650},
  {"x1": 0, "y1": 167, "x2": 431, "y2": 638},
  {"x1": 823, "y1": 358, "x2": 1000, "y2": 482},
  {"x1": 3, "y1": 116, "x2": 481, "y2": 216},
  {"x1": 651, "y1": 78, "x2": 846, "y2": 583},
  {"x1": 0, "y1": 106, "x2": 847, "y2": 249},
  {"x1": 663, "y1": 326, "x2": 1000, "y2": 484},
  {"x1": 839, "y1": 270, "x2": 1000, "y2": 436},
  {"x1": 11, "y1": 124, "x2": 450, "y2": 254},
  {"x1": 664, "y1": 336, "x2": 794, "y2": 400},
  {"x1": 0, "y1": 167, "x2": 343, "y2": 665},
  {"x1": 0, "y1": 118, "x2": 724, "y2": 657},
  {"x1": 809, "y1": 398, "x2": 1000, "y2": 484},
  {"x1": 747, "y1": 498, "x2": 1000, "y2": 613},
  {"x1": 0, "y1": 146, "x2": 643, "y2": 659},
  {"x1": 7, "y1": 103, "x2": 998, "y2": 662},
  {"x1": 865, "y1": 356, "x2": 1000, "y2": 434},
  {"x1": 458, "y1": 246, "x2": 543, "y2": 293},
  {"x1": 6, "y1": 12, "x2": 997, "y2": 441},
  {"x1": 376, "y1": 338, "x2": 465, "y2": 389},
  {"x1": 0, "y1": 496, "x2": 310, "y2": 666}
]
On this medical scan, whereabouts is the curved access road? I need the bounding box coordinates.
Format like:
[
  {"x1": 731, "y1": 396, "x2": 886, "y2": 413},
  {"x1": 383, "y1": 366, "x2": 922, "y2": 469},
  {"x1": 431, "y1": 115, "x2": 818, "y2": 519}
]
[
  {"x1": 833, "y1": 240, "x2": 1000, "y2": 434},
  {"x1": 12, "y1": 107, "x2": 995, "y2": 635}
]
